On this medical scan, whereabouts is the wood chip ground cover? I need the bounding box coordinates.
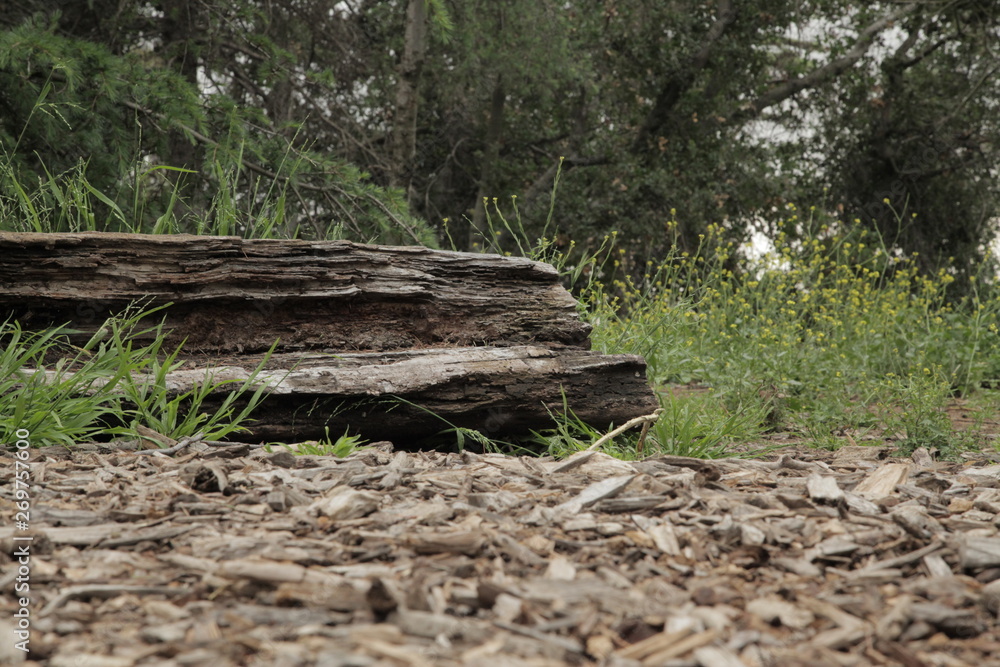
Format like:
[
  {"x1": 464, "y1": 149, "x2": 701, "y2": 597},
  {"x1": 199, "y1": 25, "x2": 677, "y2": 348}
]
[{"x1": 2, "y1": 442, "x2": 1000, "y2": 666}]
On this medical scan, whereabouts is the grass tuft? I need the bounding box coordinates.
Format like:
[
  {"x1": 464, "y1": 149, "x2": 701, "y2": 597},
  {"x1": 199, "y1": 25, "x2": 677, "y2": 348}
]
[{"x1": 1, "y1": 306, "x2": 275, "y2": 447}]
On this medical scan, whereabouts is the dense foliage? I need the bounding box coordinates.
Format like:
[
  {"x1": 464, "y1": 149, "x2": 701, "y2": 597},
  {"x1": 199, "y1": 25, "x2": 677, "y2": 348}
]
[
  {"x1": 0, "y1": 4, "x2": 435, "y2": 244},
  {"x1": 1, "y1": 1, "x2": 998, "y2": 271}
]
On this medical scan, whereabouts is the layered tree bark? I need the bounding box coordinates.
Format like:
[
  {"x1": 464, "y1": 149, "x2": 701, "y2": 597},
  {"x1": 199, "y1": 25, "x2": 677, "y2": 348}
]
[
  {"x1": 1, "y1": 232, "x2": 658, "y2": 442},
  {"x1": 0, "y1": 232, "x2": 591, "y2": 352},
  {"x1": 149, "y1": 347, "x2": 656, "y2": 442}
]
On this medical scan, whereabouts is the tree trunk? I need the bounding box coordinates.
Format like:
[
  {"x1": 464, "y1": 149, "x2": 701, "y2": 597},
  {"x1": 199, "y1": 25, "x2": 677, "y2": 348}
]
[
  {"x1": 158, "y1": 0, "x2": 204, "y2": 219},
  {"x1": 390, "y1": 0, "x2": 428, "y2": 209},
  {"x1": 470, "y1": 76, "x2": 506, "y2": 249},
  {"x1": 160, "y1": 0, "x2": 202, "y2": 169}
]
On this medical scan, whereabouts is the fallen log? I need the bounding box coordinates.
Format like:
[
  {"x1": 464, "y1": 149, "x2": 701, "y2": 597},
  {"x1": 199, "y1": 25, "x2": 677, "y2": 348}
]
[
  {"x1": 0, "y1": 231, "x2": 590, "y2": 352},
  {"x1": 149, "y1": 347, "x2": 658, "y2": 442},
  {"x1": 1, "y1": 232, "x2": 659, "y2": 442}
]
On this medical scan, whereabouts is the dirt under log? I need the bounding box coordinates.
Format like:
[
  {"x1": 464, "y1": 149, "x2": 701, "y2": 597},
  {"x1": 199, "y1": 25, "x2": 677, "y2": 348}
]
[{"x1": 1, "y1": 232, "x2": 658, "y2": 442}]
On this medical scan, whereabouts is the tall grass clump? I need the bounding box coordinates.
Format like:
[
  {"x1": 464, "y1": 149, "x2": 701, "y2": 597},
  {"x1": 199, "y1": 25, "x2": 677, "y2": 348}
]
[
  {"x1": 1, "y1": 317, "x2": 143, "y2": 447},
  {"x1": 1, "y1": 306, "x2": 276, "y2": 447},
  {"x1": 0, "y1": 155, "x2": 310, "y2": 240},
  {"x1": 588, "y1": 205, "x2": 1000, "y2": 456}
]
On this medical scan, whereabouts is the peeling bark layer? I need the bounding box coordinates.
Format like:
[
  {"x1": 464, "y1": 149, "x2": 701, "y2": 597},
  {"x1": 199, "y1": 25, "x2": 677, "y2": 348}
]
[
  {"x1": 0, "y1": 232, "x2": 591, "y2": 352},
  {"x1": 160, "y1": 347, "x2": 659, "y2": 442}
]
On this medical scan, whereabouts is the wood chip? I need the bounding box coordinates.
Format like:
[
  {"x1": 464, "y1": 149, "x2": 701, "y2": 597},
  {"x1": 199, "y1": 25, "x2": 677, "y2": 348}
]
[
  {"x1": 807, "y1": 473, "x2": 845, "y2": 503},
  {"x1": 13, "y1": 443, "x2": 1000, "y2": 666},
  {"x1": 855, "y1": 463, "x2": 912, "y2": 498},
  {"x1": 958, "y1": 535, "x2": 1000, "y2": 570}
]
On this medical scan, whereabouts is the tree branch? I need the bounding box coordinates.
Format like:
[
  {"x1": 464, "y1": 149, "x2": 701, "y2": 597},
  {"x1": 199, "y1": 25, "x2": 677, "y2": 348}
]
[
  {"x1": 732, "y1": 3, "x2": 918, "y2": 122},
  {"x1": 300, "y1": 88, "x2": 392, "y2": 175},
  {"x1": 631, "y1": 0, "x2": 735, "y2": 152},
  {"x1": 390, "y1": 0, "x2": 428, "y2": 202},
  {"x1": 518, "y1": 154, "x2": 610, "y2": 215}
]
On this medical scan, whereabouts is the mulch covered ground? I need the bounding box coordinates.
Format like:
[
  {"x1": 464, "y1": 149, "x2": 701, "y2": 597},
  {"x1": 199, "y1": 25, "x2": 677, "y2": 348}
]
[{"x1": 2, "y1": 439, "x2": 1000, "y2": 666}]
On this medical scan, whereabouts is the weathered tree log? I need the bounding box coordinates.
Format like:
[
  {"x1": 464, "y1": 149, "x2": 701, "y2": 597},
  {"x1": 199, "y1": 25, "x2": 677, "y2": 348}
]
[
  {"x1": 147, "y1": 346, "x2": 659, "y2": 442},
  {"x1": 0, "y1": 232, "x2": 591, "y2": 352},
  {"x1": 1, "y1": 232, "x2": 659, "y2": 442}
]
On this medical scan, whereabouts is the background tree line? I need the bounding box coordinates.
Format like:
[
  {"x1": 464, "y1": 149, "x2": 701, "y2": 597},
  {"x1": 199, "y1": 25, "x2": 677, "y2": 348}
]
[{"x1": 1, "y1": 0, "x2": 998, "y2": 279}]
